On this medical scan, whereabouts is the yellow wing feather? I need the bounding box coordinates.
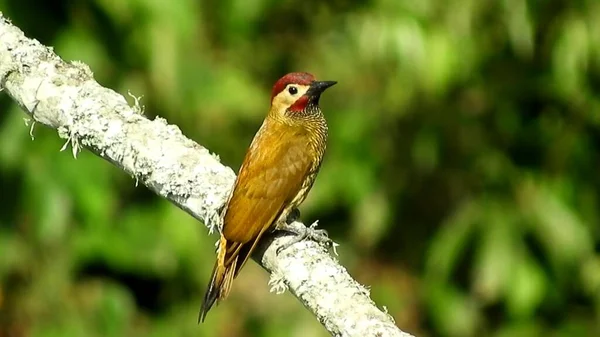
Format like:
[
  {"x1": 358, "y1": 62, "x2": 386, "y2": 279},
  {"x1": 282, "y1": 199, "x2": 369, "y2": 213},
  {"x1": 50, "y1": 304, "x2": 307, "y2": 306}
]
[
  {"x1": 223, "y1": 124, "x2": 312, "y2": 243},
  {"x1": 199, "y1": 122, "x2": 313, "y2": 322}
]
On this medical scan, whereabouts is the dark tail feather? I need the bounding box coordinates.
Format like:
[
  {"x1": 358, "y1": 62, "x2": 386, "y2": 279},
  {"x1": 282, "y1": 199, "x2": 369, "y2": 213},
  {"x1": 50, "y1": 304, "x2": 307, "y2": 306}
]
[
  {"x1": 198, "y1": 262, "x2": 220, "y2": 323},
  {"x1": 198, "y1": 227, "x2": 272, "y2": 322},
  {"x1": 198, "y1": 236, "x2": 238, "y2": 323}
]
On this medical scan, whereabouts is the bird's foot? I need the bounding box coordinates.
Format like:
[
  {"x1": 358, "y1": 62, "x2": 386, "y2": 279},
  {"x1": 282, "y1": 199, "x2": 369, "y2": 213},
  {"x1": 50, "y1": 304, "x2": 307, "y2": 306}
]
[{"x1": 276, "y1": 220, "x2": 331, "y2": 255}]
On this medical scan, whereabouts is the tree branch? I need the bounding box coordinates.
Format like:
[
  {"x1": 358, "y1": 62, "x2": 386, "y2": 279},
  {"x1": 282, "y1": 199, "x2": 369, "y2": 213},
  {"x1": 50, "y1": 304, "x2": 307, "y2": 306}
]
[{"x1": 0, "y1": 13, "x2": 414, "y2": 337}]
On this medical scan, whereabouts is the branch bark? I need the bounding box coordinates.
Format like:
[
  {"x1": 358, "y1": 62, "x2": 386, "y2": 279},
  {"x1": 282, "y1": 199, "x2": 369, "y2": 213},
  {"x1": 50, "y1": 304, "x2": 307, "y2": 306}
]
[{"x1": 0, "y1": 13, "x2": 414, "y2": 337}]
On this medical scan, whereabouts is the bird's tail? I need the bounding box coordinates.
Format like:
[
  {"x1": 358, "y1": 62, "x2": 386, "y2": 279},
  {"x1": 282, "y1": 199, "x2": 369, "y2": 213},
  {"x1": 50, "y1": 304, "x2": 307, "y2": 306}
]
[
  {"x1": 198, "y1": 226, "x2": 271, "y2": 322},
  {"x1": 198, "y1": 235, "x2": 238, "y2": 323}
]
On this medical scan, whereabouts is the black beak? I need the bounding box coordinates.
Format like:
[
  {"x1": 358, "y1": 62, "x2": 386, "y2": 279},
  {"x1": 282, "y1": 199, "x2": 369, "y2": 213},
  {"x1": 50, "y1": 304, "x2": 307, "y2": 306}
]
[{"x1": 307, "y1": 80, "x2": 337, "y2": 97}]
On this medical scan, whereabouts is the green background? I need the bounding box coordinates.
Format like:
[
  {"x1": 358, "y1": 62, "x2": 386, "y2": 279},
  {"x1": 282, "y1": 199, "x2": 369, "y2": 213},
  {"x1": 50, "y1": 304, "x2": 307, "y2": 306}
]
[{"x1": 1, "y1": 0, "x2": 600, "y2": 336}]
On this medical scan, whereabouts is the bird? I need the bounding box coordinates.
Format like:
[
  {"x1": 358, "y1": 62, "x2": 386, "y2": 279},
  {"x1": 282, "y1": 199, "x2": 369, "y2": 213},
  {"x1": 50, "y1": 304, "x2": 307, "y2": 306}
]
[{"x1": 198, "y1": 72, "x2": 336, "y2": 322}]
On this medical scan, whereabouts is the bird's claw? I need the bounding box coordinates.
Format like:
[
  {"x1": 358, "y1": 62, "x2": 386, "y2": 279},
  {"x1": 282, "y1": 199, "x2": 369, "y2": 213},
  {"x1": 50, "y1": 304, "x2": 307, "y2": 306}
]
[{"x1": 276, "y1": 221, "x2": 332, "y2": 255}]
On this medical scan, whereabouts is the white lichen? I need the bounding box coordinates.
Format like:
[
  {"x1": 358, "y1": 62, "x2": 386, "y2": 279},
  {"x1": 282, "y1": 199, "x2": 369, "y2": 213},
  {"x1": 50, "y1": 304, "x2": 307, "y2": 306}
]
[
  {"x1": 59, "y1": 130, "x2": 81, "y2": 158},
  {"x1": 23, "y1": 117, "x2": 36, "y2": 140},
  {"x1": 128, "y1": 91, "x2": 145, "y2": 115},
  {"x1": 268, "y1": 269, "x2": 288, "y2": 294}
]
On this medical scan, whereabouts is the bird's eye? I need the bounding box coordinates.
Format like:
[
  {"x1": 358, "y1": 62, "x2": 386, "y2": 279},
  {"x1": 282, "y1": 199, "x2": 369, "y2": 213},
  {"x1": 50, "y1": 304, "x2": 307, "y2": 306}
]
[{"x1": 288, "y1": 86, "x2": 298, "y2": 95}]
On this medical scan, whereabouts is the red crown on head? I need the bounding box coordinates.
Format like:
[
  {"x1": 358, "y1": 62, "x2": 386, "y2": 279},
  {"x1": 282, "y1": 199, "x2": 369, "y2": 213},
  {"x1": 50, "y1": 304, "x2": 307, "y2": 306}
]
[{"x1": 271, "y1": 72, "x2": 315, "y2": 102}]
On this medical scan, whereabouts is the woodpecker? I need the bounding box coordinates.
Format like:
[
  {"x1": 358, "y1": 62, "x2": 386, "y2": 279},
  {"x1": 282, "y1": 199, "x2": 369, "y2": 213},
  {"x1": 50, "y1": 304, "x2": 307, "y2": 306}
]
[{"x1": 198, "y1": 72, "x2": 336, "y2": 322}]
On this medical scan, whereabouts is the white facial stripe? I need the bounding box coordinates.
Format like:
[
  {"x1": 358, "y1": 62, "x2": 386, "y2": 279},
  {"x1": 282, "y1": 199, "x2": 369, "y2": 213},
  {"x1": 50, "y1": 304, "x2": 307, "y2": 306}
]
[
  {"x1": 270, "y1": 84, "x2": 312, "y2": 114},
  {"x1": 282, "y1": 84, "x2": 310, "y2": 98}
]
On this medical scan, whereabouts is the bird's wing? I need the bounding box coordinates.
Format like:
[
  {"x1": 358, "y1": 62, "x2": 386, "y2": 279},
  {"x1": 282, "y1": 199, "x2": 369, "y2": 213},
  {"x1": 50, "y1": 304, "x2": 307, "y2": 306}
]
[
  {"x1": 222, "y1": 125, "x2": 312, "y2": 245},
  {"x1": 198, "y1": 125, "x2": 313, "y2": 320}
]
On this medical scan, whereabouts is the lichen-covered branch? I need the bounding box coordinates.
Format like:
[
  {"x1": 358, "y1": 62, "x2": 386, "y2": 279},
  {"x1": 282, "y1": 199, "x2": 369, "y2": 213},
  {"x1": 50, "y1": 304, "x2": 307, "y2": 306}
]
[{"x1": 0, "y1": 12, "x2": 413, "y2": 337}]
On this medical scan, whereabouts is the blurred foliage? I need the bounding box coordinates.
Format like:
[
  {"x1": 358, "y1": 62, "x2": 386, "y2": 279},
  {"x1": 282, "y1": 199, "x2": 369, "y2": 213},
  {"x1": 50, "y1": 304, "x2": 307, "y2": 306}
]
[{"x1": 1, "y1": 0, "x2": 600, "y2": 336}]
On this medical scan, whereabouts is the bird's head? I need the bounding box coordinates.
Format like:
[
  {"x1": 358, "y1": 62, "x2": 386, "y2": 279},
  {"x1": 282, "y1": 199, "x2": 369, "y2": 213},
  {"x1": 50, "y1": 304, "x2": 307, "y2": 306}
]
[{"x1": 269, "y1": 72, "x2": 336, "y2": 118}]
